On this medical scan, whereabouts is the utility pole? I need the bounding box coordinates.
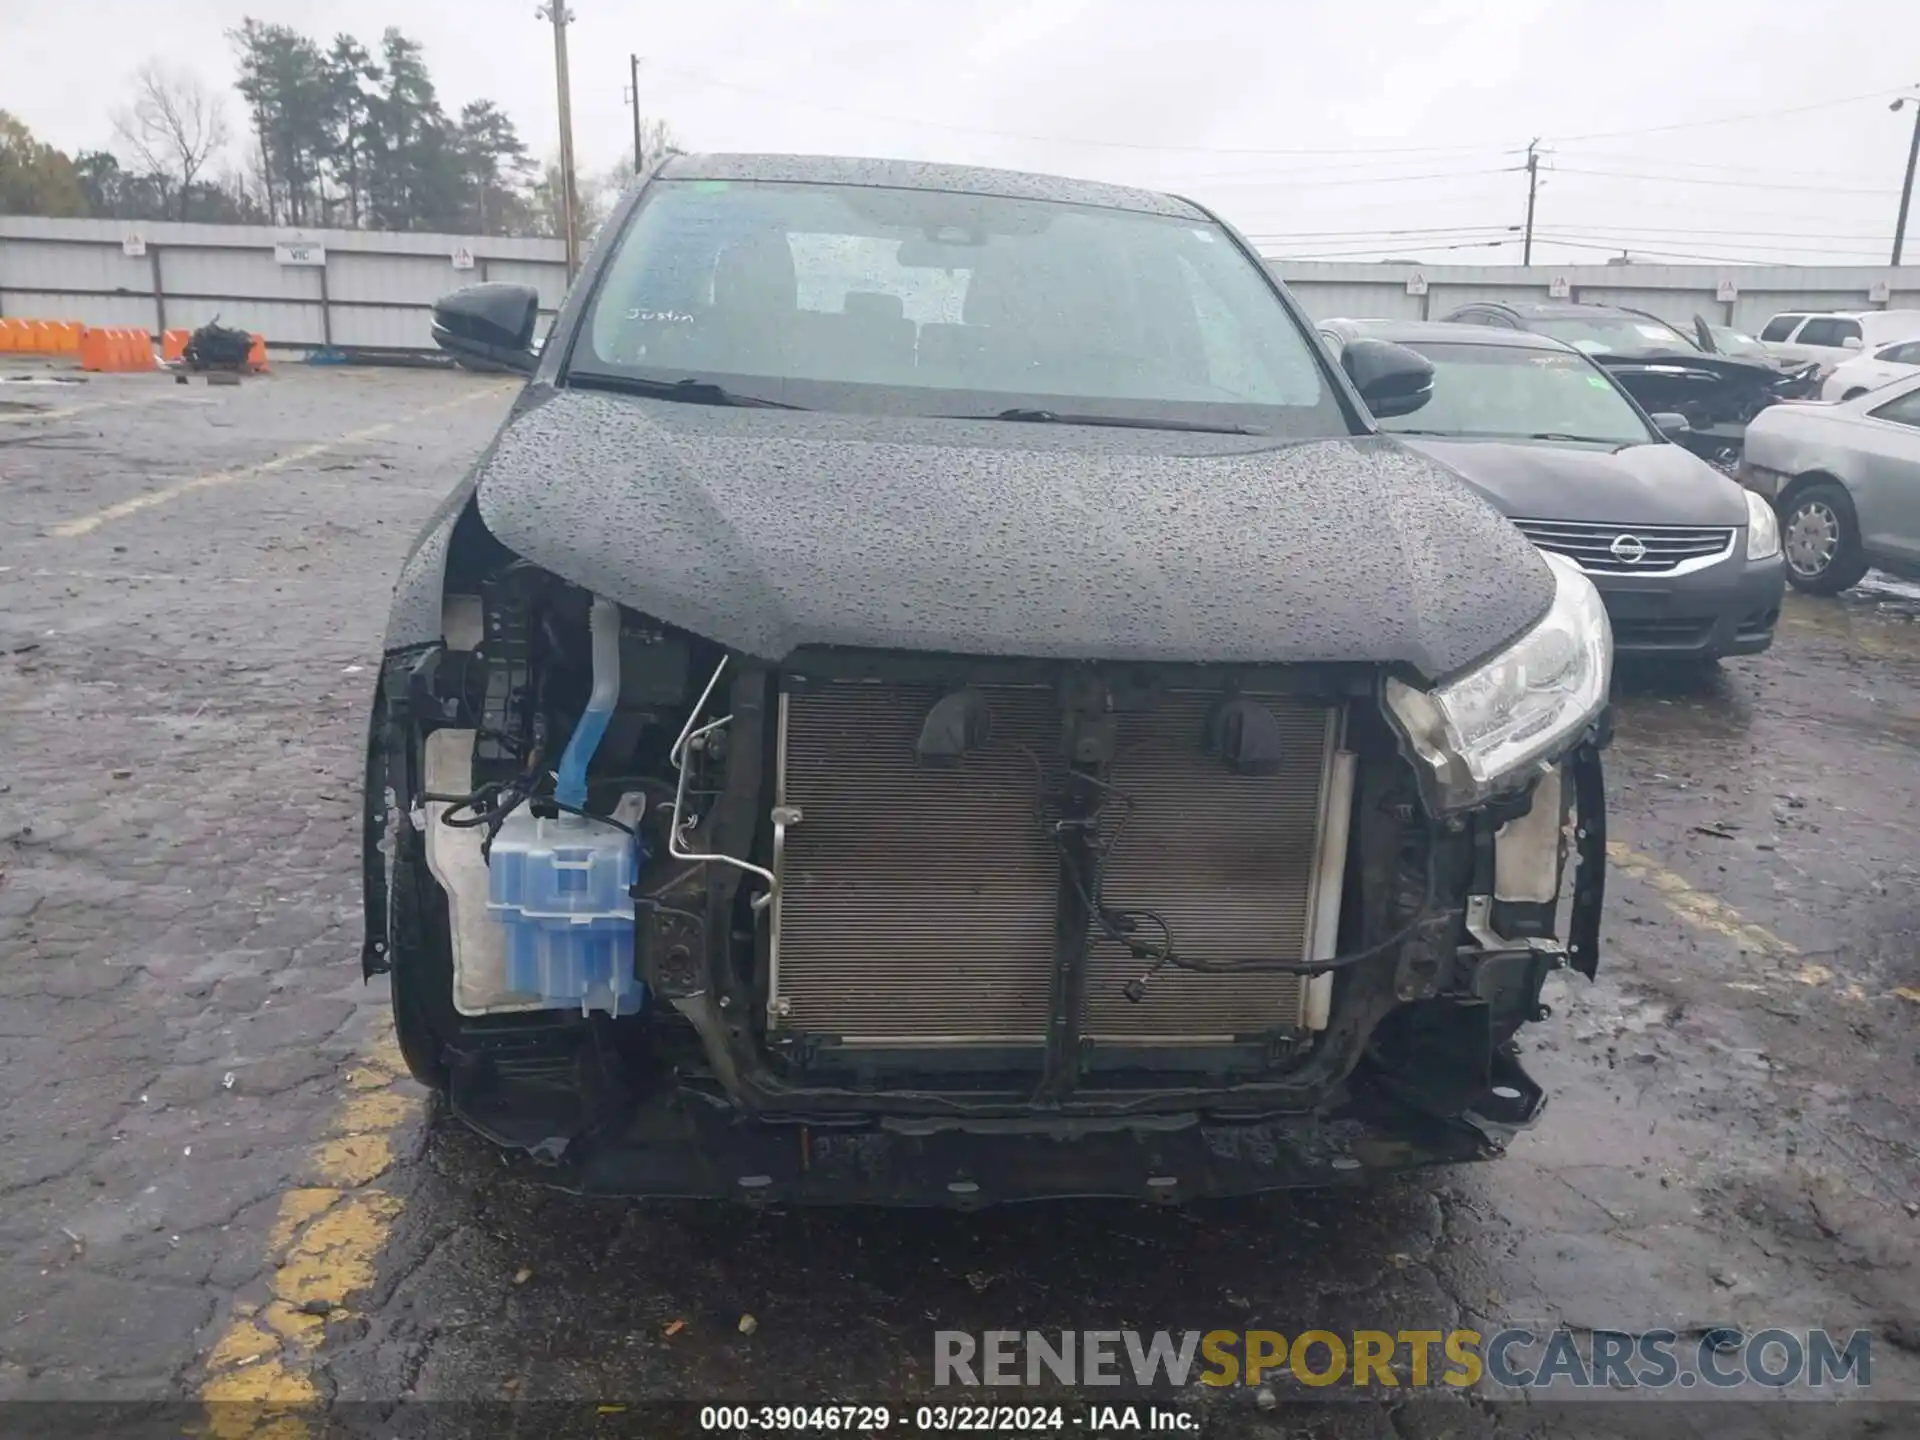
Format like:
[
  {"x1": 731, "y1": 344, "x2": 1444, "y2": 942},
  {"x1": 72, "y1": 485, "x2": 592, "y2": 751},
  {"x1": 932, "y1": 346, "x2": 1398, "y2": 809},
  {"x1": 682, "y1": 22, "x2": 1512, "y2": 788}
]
[
  {"x1": 1522, "y1": 138, "x2": 1540, "y2": 267},
  {"x1": 1892, "y1": 92, "x2": 1920, "y2": 267},
  {"x1": 538, "y1": 1, "x2": 581, "y2": 279},
  {"x1": 629, "y1": 54, "x2": 644, "y2": 172}
]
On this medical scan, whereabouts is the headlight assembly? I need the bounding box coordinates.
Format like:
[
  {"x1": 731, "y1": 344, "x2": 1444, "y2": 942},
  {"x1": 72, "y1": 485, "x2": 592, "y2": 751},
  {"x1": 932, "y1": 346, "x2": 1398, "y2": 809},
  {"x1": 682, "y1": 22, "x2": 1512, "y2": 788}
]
[
  {"x1": 1386, "y1": 551, "x2": 1612, "y2": 813},
  {"x1": 1744, "y1": 488, "x2": 1781, "y2": 560}
]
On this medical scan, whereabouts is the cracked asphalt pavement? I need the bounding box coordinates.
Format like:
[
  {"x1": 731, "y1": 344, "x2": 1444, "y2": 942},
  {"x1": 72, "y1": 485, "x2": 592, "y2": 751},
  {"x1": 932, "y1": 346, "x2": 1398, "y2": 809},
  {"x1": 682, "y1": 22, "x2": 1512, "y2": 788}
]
[{"x1": 1, "y1": 365, "x2": 1916, "y2": 1437}]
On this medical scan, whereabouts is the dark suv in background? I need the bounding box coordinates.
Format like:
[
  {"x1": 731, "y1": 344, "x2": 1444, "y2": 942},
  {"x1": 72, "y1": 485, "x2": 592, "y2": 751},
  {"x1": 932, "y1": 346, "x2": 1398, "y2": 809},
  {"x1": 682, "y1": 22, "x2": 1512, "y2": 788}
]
[{"x1": 1441, "y1": 299, "x2": 1819, "y2": 469}]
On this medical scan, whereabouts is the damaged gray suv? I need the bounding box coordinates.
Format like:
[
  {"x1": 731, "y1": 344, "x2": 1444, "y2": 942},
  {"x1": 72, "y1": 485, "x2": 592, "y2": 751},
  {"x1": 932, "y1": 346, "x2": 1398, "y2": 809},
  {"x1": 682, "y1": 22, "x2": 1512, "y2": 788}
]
[{"x1": 361, "y1": 153, "x2": 1612, "y2": 1204}]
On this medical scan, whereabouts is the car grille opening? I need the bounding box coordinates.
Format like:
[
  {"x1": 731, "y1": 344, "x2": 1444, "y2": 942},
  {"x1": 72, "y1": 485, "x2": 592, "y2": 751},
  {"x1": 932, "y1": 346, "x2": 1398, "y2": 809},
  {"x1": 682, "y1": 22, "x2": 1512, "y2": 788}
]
[
  {"x1": 769, "y1": 680, "x2": 1336, "y2": 1050},
  {"x1": 1515, "y1": 520, "x2": 1735, "y2": 575},
  {"x1": 1608, "y1": 616, "x2": 1715, "y2": 648}
]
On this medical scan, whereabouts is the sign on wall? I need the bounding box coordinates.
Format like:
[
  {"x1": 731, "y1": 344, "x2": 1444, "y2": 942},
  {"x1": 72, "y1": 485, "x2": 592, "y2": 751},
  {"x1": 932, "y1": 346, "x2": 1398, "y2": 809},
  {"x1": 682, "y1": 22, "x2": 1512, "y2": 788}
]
[
  {"x1": 274, "y1": 242, "x2": 326, "y2": 267},
  {"x1": 451, "y1": 245, "x2": 476, "y2": 271},
  {"x1": 1548, "y1": 275, "x2": 1571, "y2": 299},
  {"x1": 122, "y1": 233, "x2": 146, "y2": 258},
  {"x1": 1716, "y1": 278, "x2": 1739, "y2": 302},
  {"x1": 1404, "y1": 272, "x2": 1428, "y2": 296}
]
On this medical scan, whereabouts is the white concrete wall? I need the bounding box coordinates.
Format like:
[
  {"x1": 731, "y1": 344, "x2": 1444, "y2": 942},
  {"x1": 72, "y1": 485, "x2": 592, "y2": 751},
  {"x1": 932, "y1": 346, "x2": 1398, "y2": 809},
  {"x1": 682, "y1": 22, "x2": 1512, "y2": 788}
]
[
  {"x1": 0, "y1": 216, "x2": 569, "y2": 352},
  {"x1": 1273, "y1": 259, "x2": 1920, "y2": 334},
  {"x1": 8, "y1": 214, "x2": 1920, "y2": 353}
]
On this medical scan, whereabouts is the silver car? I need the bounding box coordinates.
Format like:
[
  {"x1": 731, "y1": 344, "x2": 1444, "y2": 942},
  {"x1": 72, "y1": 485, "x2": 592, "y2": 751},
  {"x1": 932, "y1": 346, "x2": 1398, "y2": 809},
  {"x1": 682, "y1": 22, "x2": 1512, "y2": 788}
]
[{"x1": 1739, "y1": 374, "x2": 1920, "y2": 595}]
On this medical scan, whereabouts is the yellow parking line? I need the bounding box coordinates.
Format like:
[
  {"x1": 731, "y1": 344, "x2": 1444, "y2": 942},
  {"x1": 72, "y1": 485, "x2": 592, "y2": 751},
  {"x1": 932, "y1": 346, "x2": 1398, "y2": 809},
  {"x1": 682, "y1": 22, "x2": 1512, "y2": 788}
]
[
  {"x1": 1779, "y1": 613, "x2": 1906, "y2": 662},
  {"x1": 197, "y1": 1018, "x2": 425, "y2": 1427},
  {"x1": 1607, "y1": 842, "x2": 1867, "y2": 996},
  {"x1": 1607, "y1": 842, "x2": 1796, "y2": 958},
  {"x1": 49, "y1": 385, "x2": 507, "y2": 537}
]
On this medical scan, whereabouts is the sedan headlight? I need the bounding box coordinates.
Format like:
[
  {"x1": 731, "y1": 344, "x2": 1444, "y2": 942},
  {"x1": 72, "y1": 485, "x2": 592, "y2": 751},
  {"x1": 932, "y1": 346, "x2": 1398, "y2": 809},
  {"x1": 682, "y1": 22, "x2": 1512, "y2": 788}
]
[
  {"x1": 1386, "y1": 551, "x2": 1612, "y2": 812},
  {"x1": 1744, "y1": 488, "x2": 1781, "y2": 559}
]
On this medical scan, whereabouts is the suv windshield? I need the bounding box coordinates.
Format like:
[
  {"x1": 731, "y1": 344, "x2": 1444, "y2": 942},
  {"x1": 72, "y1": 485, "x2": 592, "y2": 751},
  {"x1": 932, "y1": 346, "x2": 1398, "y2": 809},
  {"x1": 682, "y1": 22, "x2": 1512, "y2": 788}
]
[
  {"x1": 1707, "y1": 325, "x2": 1768, "y2": 360},
  {"x1": 1376, "y1": 341, "x2": 1657, "y2": 446},
  {"x1": 1528, "y1": 312, "x2": 1696, "y2": 357},
  {"x1": 571, "y1": 179, "x2": 1343, "y2": 433}
]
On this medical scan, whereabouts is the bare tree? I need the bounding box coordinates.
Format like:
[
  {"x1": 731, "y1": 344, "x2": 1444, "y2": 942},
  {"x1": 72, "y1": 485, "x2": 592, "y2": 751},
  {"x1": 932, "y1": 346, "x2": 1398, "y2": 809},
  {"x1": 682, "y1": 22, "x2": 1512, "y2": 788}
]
[
  {"x1": 588, "y1": 118, "x2": 678, "y2": 225},
  {"x1": 112, "y1": 63, "x2": 230, "y2": 220}
]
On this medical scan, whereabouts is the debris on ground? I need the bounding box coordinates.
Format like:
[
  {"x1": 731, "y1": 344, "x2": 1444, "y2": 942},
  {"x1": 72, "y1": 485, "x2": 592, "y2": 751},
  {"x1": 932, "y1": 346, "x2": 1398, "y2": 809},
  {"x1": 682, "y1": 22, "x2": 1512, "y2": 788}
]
[{"x1": 182, "y1": 320, "x2": 254, "y2": 372}]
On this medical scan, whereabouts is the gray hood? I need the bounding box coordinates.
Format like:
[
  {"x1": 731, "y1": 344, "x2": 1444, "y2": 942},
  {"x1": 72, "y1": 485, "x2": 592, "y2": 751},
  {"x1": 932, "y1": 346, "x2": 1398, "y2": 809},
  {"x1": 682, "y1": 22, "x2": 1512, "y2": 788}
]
[
  {"x1": 394, "y1": 390, "x2": 1557, "y2": 683},
  {"x1": 1400, "y1": 434, "x2": 1749, "y2": 527}
]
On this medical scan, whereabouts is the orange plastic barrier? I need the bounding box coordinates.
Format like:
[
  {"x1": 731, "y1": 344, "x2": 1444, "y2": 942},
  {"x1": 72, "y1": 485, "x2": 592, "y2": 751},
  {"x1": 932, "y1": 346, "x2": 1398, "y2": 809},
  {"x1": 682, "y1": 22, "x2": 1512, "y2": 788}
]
[
  {"x1": 0, "y1": 316, "x2": 90, "y2": 357},
  {"x1": 76, "y1": 327, "x2": 155, "y2": 373},
  {"x1": 161, "y1": 328, "x2": 191, "y2": 362},
  {"x1": 247, "y1": 333, "x2": 268, "y2": 372}
]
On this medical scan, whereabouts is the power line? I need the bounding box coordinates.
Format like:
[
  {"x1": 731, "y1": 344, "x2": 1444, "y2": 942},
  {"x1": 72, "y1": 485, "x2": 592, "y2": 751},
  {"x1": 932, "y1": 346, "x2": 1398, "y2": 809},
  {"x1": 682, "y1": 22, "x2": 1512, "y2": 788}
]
[
  {"x1": 1241, "y1": 224, "x2": 1520, "y2": 240},
  {"x1": 653, "y1": 63, "x2": 1914, "y2": 162},
  {"x1": 1546, "y1": 86, "x2": 1911, "y2": 144},
  {"x1": 1537, "y1": 231, "x2": 1888, "y2": 260},
  {"x1": 1169, "y1": 149, "x2": 1526, "y2": 181},
  {"x1": 1263, "y1": 238, "x2": 1520, "y2": 261},
  {"x1": 1549, "y1": 167, "x2": 1894, "y2": 196},
  {"x1": 1531, "y1": 236, "x2": 1874, "y2": 265},
  {"x1": 1546, "y1": 148, "x2": 1896, "y2": 184},
  {"x1": 1540, "y1": 220, "x2": 1896, "y2": 242},
  {"x1": 650, "y1": 62, "x2": 1509, "y2": 156},
  {"x1": 1220, "y1": 166, "x2": 1522, "y2": 191}
]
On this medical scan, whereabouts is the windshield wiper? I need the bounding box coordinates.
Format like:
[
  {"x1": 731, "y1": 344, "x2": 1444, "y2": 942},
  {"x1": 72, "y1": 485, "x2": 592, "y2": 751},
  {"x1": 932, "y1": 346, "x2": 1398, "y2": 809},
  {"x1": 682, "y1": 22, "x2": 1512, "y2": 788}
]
[
  {"x1": 570, "y1": 373, "x2": 806, "y2": 409},
  {"x1": 1389, "y1": 427, "x2": 1626, "y2": 445},
  {"x1": 948, "y1": 407, "x2": 1263, "y2": 435}
]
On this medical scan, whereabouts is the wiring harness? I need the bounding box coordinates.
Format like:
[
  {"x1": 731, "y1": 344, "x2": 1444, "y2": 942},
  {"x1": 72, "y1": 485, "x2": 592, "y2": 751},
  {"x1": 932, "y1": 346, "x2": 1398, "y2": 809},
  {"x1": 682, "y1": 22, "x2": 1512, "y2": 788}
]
[{"x1": 1029, "y1": 760, "x2": 1442, "y2": 999}]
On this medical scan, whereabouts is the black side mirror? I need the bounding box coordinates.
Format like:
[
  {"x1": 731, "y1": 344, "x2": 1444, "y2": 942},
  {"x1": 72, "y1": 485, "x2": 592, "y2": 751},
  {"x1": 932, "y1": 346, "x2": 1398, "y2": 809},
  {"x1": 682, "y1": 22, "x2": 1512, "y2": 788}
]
[
  {"x1": 431, "y1": 283, "x2": 540, "y2": 374},
  {"x1": 1341, "y1": 338, "x2": 1434, "y2": 419},
  {"x1": 1649, "y1": 411, "x2": 1691, "y2": 441}
]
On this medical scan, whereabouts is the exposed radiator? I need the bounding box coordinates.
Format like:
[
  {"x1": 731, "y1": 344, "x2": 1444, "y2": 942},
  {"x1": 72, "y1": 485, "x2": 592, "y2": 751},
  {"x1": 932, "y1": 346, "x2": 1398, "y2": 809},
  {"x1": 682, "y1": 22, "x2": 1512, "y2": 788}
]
[{"x1": 770, "y1": 681, "x2": 1337, "y2": 1048}]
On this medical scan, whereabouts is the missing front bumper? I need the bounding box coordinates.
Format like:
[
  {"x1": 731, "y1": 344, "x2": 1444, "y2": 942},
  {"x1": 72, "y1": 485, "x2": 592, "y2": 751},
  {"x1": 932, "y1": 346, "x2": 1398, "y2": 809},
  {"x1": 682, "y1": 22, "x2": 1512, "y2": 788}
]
[{"x1": 448, "y1": 1058, "x2": 1542, "y2": 1205}]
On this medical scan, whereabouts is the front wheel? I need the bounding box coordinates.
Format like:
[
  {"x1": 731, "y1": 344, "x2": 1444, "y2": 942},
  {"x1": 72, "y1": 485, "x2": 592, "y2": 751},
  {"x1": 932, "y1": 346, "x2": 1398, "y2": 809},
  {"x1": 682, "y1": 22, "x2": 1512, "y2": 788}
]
[{"x1": 1780, "y1": 482, "x2": 1870, "y2": 595}]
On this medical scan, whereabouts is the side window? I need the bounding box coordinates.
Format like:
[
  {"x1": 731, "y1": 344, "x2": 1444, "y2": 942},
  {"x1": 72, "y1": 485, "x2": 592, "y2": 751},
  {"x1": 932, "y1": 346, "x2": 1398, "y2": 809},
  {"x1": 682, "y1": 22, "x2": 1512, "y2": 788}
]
[
  {"x1": 1795, "y1": 317, "x2": 1858, "y2": 348},
  {"x1": 1879, "y1": 341, "x2": 1920, "y2": 365},
  {"x1": 1759, "y1": 315, "x2": 1802, "y2": 342},
  {"x1": 1833, "y1": 319, "x2": 1863, "y2": 345},
  {"x1": 1451, "y1": 309, "x2": 1494, "y2": 327},
  {"x1": 1868, "y1": 387, "x2": 1920, "y2": 429}
]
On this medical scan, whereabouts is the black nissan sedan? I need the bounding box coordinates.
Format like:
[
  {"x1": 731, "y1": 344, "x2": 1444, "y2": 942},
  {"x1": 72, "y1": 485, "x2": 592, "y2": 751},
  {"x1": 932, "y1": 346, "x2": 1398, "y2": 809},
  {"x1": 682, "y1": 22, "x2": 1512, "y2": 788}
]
[{"x1": 1320, "y1": 319, "x2": 1785, "y2": 662}]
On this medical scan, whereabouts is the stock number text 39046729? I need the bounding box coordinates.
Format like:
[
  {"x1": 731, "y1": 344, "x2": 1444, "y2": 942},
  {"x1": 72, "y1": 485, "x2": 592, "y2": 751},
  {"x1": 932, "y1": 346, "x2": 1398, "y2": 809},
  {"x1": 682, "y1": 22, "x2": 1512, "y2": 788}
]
[{"x1": 698, "y1": 1404, "x2": 1073, "y2": 1432}]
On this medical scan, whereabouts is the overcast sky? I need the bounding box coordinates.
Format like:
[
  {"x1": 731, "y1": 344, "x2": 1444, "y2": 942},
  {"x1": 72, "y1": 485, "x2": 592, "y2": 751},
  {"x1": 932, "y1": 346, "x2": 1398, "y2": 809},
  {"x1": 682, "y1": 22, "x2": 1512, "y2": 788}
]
[{"x1": 5, "y1": 0, "x2": 1919, "y2": 268}]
